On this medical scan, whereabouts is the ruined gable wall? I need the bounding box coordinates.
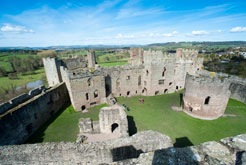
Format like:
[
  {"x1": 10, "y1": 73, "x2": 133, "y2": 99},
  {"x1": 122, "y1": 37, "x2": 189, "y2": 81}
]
[
  {"x1": 99, "y1": 105, "x2": 128, "y2": 137},
  {"x1": 69, "y1": 75, "x2": 106, "y2": 111},
  {"x1": 43, "y1": 58, "x2": 62, "y2": 87},
  {"x1": 108, "y1": 66, "x2": 144, "y2": 97},
  {"x1": 0, "y1": 83, "x2": 69, "y2": 145},
  {"x1": 183, "y1": 74, "x2": 231, "y2": 120}
]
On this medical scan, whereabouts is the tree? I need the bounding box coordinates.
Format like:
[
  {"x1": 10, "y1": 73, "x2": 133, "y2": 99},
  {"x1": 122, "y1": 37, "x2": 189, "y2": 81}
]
[{"x1": 0, "y1": 67, "x2": 6, "y2": 77}]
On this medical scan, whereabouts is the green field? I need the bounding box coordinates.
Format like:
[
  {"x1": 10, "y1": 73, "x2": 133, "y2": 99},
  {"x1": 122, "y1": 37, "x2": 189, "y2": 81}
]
[
  {"x1": 99, "y1": 61, "x2": 128, "y2": 67},
  {"x1": 26, "y1": 104, "x2": 107, "y2": 143},
  {"x1": 0, "y1": 68, "x2": 45, "y2": 89},
  {"x1": 26, "y1": 92, "x2": 246, "y2": 147}
]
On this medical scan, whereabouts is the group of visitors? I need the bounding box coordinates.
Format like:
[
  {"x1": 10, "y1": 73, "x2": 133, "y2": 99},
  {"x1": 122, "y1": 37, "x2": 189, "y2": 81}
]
[{"x1": 139, "y1": 98, "x2": 144, "y2": 104}]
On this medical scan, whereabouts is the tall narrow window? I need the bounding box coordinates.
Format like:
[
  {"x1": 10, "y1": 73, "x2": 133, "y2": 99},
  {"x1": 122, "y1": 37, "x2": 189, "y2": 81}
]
[
  {"x1": 86, "y1": 93, "x2": 89, "y2": 100},
  {"x1": 94, "y1": 90, "x2": 98, "y2": 98},
  {"x1": 87, "y1": 78, "x2": 93, "y2": 87},
  {"x1": 204, "y1": 96, "x2": 210, "y2": 105},
  {"x1": 162, "y1": 67, "x2": 166, "y2": 77},
  {"x1": 138, "y1": 76, "x2": 141, "y2": 86}
]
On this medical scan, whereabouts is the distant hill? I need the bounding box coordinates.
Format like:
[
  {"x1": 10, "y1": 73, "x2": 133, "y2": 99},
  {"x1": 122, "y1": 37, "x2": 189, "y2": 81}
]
[
  {"x1": 1, "y1": 41, "x2": 246, "y2": 50},
  {"x1": 148, "y1": 41, "x2": 246, "y2": 49}
]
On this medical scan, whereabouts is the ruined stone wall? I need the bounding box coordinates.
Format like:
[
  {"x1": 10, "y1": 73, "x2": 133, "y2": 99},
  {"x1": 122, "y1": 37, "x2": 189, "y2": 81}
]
[
  {"x1": 129, "y1": 47, "x2": 143, "y2": 65},
  {"x1": 99, "y1": 105, "x2": 128, "y2": 137},
  {"x1": 62, "y1": 55, "x2": 87, "y2": 70},
  {"x1": 43, "y1": 58, "x2": 62, "y2": 87},
  {"x1": 0, "y1": 130, "x2": 172, "y2": 164},
  {"x1": 87, "y1": 50, "x2": 96, "y2": 68},
  {"x1": 0, "y1": 86, "x2": 45, "y2": 115},
  {"x1": 119, "y1": 133, "x2": 246, "y2": 165},
  {"x1": 0, "y1": 83, "x2": 69, "y2": 146},
  {"x1": 69, "y1": 75, "x2": 106, "y2": 111},
  {"x1": 183, "y1": 74, "x2": 231, "y2": 120},
  {"x1": 1, "y1": 131, "x2": 246, "y2": 164},
  {"x1": 106, "y1": 65, "x2": 144, "y2": 97}
]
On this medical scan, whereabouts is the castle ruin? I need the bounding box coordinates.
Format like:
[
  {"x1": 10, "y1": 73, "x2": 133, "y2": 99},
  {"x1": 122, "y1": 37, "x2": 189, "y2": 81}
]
[{"x1": 43, "y1": 48, "x2": 203, "y2": 111}]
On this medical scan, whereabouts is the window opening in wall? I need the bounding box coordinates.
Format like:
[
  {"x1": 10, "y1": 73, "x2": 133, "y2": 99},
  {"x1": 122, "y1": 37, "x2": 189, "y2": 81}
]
[
  {"x1": 146, "y1": 70, "x2": 149, "y2": 76},
  {"x1": 164, "y1": 89, "x2": 168, "y2": 94},
  {"x1": 90, "y1": 102, "x2": 97, "y2": 106},
  {"x1": 169, "y1": 82, "x2": 172, "y2": 86},
  {"x1": 176, "y1": 86, "x2": 178, "y2": 90},
  {"x1": 87, "y1": 78, "x2": 93, "y2": 87},
  {"x1": 138, "y1": 76, "x2": 141, "y2": 86},
  {"x1": 189, "y1": 107, "x2": 193, "y2": 112},
  {"x1": 204, "y1": 96, "x2": 210, "y2": 105},
  {"x1": 142, "y1": 88, "x2": 147, "y2": 94},
  {"x1": 155, "y1": 91, "x2": 159, "y2": 95},
  {"x1": 127, "y1": 91, "x2": 130, "y2": 96},
  {"x1": 119, "y1": 93, "x2": 121, "y2": 96},
  {"x1": 136, "y1": 91, "x2": 137, "y2": 94},
  {"x1": 159, "y1": 80, "x2": 164, "y2": 85},
  {"x1": 111, "y1": 123, "x2": 119, "y2": 133},
  {"x1": 94, "y1": 90, "x2": 98, "y2": 98},
  {"x1": 162, "y1": 67, "x2": 166, "y2": 77},
  {"x1": 127, "y1": 75, "x2": 130, "y2": 80},
  {"x1": 86, "y1": 93, "x2": 89, "y2": 100},
  {"x1": 81, "y1": 105, "x2": 86, "y2": 111}
]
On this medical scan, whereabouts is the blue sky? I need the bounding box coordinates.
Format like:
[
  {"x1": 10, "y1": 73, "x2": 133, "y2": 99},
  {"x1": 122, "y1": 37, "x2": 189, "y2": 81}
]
[{"x1": 0, "y1": 0, "x2": 246, "y2": 47}]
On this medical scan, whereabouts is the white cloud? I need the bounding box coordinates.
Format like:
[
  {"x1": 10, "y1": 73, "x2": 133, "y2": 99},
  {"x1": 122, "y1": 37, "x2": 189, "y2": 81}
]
[
  {"x1": 191, "y1": 30, "x2": 209, "y2": 35},
  {"x1": 0, "y1": 24, "x2": 34, "y2": 33},
  {"x1": 115, "y1": 33, "x2": 135, "y2": 39},
  {"x1": 230, "y1": 27, "x2": 246, "y2": 32},
  {"x1": 218, "y1": 29, "x2": 222, "y2": 33}
]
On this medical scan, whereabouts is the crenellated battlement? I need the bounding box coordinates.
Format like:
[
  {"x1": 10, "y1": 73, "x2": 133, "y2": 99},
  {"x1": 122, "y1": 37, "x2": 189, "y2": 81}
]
[{"x1": 0, "y1": 86, "x2": 46, "y2": 116}]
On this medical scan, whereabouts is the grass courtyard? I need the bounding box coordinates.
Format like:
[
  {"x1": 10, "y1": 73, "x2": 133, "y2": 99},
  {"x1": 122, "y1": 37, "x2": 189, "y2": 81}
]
[{"x1": 26, "y1": 91, "x2": 246, "y2": 147}]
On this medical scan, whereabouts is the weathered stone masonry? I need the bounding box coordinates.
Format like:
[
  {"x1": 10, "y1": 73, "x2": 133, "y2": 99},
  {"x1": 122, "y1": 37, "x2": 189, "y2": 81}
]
[
  {"x1": 43, "y1": 48, "x2": 204, "y2": 111},
  {"x1": 0, "y1": 83, "x2": 69, "y2": 145}
]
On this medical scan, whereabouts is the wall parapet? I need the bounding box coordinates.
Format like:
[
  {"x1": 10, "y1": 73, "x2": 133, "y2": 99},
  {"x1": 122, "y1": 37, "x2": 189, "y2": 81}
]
[{"x1": 0, "y1": 85, "x2": 46, "y2": 116}]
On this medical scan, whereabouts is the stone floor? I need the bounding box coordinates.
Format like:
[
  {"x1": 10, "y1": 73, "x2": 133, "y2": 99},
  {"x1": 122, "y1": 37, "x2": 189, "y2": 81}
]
[{"x1": 79, "y1": 132, "x2": 121, "y2": 142}]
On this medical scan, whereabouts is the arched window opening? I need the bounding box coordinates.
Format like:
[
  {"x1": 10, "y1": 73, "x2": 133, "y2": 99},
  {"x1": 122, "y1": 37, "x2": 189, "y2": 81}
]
[
  {"x1": 204, "y1": 96, "x2": 210, "y2": 105},
  {"x1": 162, "y1": 67, "x2": 166, "y2": 77},
  {"x1": 127, "y1": 91, "x2": 130, "y2": 96},
  {"x1": 146, "y1": 70, "x2": 149, "y2": 76},
  {"x1": 155, "y1": 91, "x2": 159, "y2": 95},
  {"x1": 164, "y1": 89, "x2": 168, "y2": 94},
  {"x1": 176, "y1": 86, "x2": 179, "y2": 90},
  {"x1": 111, "y1": 123, "x2": 119, "y2": 133},
  {"x1": 81, "y1": 105, "x2": 86, "y2": 111},
  {"x1": 142, "y1": 88, "x2": 147, "y2": 94},
  {"x1": 94, "y1": 90, "x2": 98, "y2": 98},
  {"x1": 85, "y1": 93, "x2": 89, "y2": 100},
  {"x1": 87, "y1": 78, "x2": 93, "y2": 87},
  {"x1": 138, "y1": 76, "x2": 141, "y2": 86}
]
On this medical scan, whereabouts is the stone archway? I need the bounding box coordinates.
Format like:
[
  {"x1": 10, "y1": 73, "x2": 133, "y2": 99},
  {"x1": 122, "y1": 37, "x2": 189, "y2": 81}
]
[{"x1": 111, "y1": 123, "x2": 119, "y2": 133}]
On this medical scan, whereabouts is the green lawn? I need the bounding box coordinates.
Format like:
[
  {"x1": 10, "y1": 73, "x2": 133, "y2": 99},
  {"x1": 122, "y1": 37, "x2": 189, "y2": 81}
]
[
  {"x1": 0, "y1": 61, "x2": 13, "y2": 72},
  {"x1": 26, "y1": 91, "x2": 246, "y2": 147},
  {"x1": 26, "y1": 104, "x2": 107, "y2": 143},
  {"x1": 99, "y1": 61, "x2": 128, "y2": 67},
  {"x1": 0, "y1": 68, "x2": 45, "y2": 89}
]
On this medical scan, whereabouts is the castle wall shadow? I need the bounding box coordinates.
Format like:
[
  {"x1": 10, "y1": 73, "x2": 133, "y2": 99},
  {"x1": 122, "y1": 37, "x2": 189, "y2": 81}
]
[{"x1": 127, "y1": 115, "x2": 137, "y2": 136}]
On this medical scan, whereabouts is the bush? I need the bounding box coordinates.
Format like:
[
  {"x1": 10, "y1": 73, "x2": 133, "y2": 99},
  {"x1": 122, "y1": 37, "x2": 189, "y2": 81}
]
[{"x1": 8, "y1": 73, "x2": 19, "y2": 80}]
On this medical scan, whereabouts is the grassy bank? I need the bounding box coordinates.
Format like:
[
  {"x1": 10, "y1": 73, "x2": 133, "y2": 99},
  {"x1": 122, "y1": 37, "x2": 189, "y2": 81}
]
[{"x1": 0, "y1": 68, "x2": 45, "y2": 89}]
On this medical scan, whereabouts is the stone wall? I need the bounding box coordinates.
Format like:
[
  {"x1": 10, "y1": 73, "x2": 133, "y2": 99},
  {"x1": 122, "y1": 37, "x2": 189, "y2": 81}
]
[
  {"x1": 0, "y1": 130, "x2": 172, "y2": 164},
  {"x1": 68, "y1": 75, "x2": 106, "y2": 111},
  {"x1": 118, "y1": 133, "x2": 246, "y2": 165},
  {"x1": 0, "y1": 83, "x2": 69, "y2": 146},
  {"x1": 183, "y1": 74, "x2": 231, "y2": 120},
  {"x1": 0, "y1": 86, "x2": 45, "y2": 115},
  {"x1": 43, "y1": 57, "x2": 62, "y2": 87},
  {"x1": 99, "y1": 105, "x2": 128, "y2": 137}
]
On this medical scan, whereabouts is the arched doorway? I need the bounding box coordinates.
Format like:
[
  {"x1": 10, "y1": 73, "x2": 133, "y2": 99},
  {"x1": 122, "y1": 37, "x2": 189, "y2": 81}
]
[{"x1": 111, "y1": 123, "x2": 119, "y2": 133}]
